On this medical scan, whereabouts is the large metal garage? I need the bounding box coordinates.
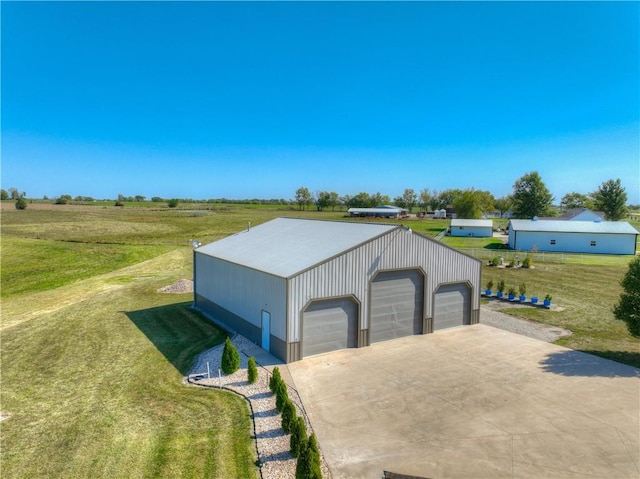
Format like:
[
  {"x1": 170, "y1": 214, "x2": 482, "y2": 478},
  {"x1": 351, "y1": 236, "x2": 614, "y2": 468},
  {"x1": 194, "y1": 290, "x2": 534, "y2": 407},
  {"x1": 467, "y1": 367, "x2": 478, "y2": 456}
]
[{"x1": 194, "y1": 218, "x2": 481, "y2": 363}]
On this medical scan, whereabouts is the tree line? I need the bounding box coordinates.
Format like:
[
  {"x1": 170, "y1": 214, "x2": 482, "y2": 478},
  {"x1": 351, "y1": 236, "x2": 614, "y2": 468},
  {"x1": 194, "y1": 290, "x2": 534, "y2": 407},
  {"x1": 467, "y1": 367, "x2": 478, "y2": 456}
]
[{"x1": 294, "y1": 173, "x2": 630, "y2": 221}]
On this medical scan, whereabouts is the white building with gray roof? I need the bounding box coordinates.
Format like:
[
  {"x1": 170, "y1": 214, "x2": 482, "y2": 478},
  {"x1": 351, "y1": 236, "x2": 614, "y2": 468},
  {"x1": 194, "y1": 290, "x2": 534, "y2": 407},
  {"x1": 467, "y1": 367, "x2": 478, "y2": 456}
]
[
  {"x1": 450, "y1": 219, "x2": 493, "y2": 237},
  {"x1": 508, "y1": 219, "x2": 638, "y2": 255},
  {"x1": 194, "y1": 217, "x2": 481, "y2": 362}
]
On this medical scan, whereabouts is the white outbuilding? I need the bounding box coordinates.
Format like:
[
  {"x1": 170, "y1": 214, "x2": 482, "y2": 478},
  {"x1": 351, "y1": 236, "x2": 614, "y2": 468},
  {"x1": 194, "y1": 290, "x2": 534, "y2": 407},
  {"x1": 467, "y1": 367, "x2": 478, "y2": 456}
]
[
  {"x1": 450, "y1": 219, "x2": 493, "y2": 237},
  {"x1": 508, "y1": 219, "x2": 638, "y2": 255},
  {"x1": 194, "y1": 218, "x2": 481, "y2": 363}
]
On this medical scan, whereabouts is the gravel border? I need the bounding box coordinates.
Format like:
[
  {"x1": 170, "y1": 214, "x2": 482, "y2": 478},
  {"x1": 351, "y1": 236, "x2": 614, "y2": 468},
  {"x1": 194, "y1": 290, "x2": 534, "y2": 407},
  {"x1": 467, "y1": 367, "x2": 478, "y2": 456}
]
[
  {"x1": 186, "y1": 335, "x2": 331, "y2": 479},
  {"x1": 480, "y1": 303, "x2": 572, "y2": 342}
]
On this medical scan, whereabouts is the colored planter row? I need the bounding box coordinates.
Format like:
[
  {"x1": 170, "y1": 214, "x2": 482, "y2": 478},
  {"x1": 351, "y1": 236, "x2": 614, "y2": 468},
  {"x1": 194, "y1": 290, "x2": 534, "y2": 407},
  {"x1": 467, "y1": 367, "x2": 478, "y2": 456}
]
[{"x1": 485, "y1": 290, "x2": 551, "y2": 307}]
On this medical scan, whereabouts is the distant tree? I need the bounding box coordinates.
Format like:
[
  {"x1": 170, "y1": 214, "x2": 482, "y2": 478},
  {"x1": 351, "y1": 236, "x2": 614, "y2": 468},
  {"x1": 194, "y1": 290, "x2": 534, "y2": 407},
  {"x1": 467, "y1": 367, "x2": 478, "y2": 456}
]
[
  {"x1": 15, "y1": 197, "x2": 27, "y2": 210},
  {"x1": 314, "y1": 191, "x2": 332, "y2": 211},
  {"x1": 221, "y1": 337, "x2": 240, "y2": 374},
  {"x1": 370, "y1": 192, "x2": 390, "y2": 207},
  {"x1": 351, "y1": 192, "x2": 372, "y2": 208},
  {"x1": 55, "y1": 195, "x2": 72, "y2": 205},
  {"x1": 511, "y1": 171, "x2": 554, "y2": 219},
  {"x1": 419, "y1": 188, "x2": 435, "y2": 211},
  {"x1": 247, "y1": 356, "x2": 258, "y2": 384},
  {"x1": 295, "y1": 187, "x2": 313, "y2": 210},
  {"x1": 151, "y1": 196, "x2": 164, "y2": 202},
  {"x1": 400, "y1": 188, "x2": 417, "y2": 212},
  {"x1": 9, "y1": 187, "x2": 20, "y2": 200},
  {"x1": 560, "y1": 192, "x2": 594, "y2": 211},
  {"x1": 592, "y1": 179, "x2": 627, "y2": 221},
  {"x1": 452, "y1": 189, "x2": 480, "y2": 219},
  {"x1": 117, "y1": 193, "x2": 126, "y2": 202},
  {"x1": 0, "y1": 189, "x2": 8, "y2": 200},
  {"x1": 135, "y1": 195, "x2": 146, "y2": 202},
  {"x1": 290, "y1": 415, "x2": 307, "y2": 457},
  {"x1": 437, "y1": 189, "x2": 463, "y2": 209},
  {"x1": 494, "y1": 196, "x2": 513, "y2": 218},
  {"x1": 167, "y1": 198, "x2": 180, "y2": 208},
  {"x1": 327, "y1": 192, "x2": 339, "y2": 211},
  {"x1": 613, "y1": 257, "x2": 640, "y2": 336}
]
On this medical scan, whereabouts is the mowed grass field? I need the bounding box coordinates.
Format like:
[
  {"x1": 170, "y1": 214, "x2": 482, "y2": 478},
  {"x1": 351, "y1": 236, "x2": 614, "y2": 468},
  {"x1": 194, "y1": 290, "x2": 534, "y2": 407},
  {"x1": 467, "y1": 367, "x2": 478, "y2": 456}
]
[{"x1": 1, "y1": 202, "x2": 639, "y2": 478}]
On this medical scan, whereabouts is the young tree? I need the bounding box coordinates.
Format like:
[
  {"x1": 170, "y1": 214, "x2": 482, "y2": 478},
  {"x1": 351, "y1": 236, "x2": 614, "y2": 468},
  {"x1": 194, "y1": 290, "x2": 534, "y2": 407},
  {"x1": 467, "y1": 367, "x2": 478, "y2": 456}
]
[
  {"x1": 290, "y1": 415, "x2": 307, "y2": 457},
  {"x1": 295, "y1": 434, "x2": 309, "y2": 479},
  {"x1": 0, "y1": 189, "x2": 8, "y2": 200},
  {"x1": 592, "y1": 178, "x2": 627, "y2": 220},
  {"x1": 275, "y1": 379, "x2": 289, "y2": 412},
  {"x1": 306, "y1": 433, "x2": 322, "y2": 479},
  {"x1": 453, "y1": 189, "x2": 483, "y2": 219},
  {"x1": 494, "y1": 196, "x2": 513, "y2": 218},
  {"x1": 613, "y1": 257, "x2": 640, "y2": 336},
  {"x1": 247, "y1": 356, "x2": 258, "y2": 384},
  {"x1": 15, "y1": 197, "x2": 27, "y2": 210},
  {"x1": 8, "y1": 187, "x2": 20, "y2": 200},
  {"x1": 221, "y1": 337, "x2": 240, "y2": 374},
  {"x1": 295, "y1": 187, "x2": 313, "y2": 210},
  {"x1": 401, "y1": 188, "x2": 417, "y2": 212},
  {"x1": 560, "y1": 192, "x2": 594, "y2": 211},
  {"x1": 269, "y1": 366, "x2": 282, "y2": 393},
  {"x1": 511, "y1": 171, "x2": 554, "y2": 219}
]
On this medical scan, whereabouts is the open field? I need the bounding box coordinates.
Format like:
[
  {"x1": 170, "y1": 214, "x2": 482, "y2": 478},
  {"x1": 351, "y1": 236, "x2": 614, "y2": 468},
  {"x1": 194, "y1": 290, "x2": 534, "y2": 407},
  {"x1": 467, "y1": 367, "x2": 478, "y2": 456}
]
[
  {"x1": 2, "y1": 202, "x2": 639, "y2": 478},
  {"x1": 1, "y1": 247, "x2": 257, "y2": 478}
]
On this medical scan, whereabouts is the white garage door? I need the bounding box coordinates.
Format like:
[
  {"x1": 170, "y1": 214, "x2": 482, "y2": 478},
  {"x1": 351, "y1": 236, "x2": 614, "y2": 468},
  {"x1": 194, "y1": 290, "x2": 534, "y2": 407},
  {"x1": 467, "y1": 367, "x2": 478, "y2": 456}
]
[
  {"x1": 370, "y1": 269, "x2": 424, "y2": 343},
  {"x1": 302, "y1": 298, "x2": 358, "y2": 358},
  {"x1": 433, "y1": 283, "x2": 470, "y2": 330}
]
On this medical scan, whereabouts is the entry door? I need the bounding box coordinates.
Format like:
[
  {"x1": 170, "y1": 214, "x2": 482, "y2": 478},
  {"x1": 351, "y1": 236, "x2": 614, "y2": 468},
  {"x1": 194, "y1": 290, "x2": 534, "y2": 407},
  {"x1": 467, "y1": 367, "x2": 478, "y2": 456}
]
[{"x1": 261, "y1": 311, "x2": 270, "y2": 351}]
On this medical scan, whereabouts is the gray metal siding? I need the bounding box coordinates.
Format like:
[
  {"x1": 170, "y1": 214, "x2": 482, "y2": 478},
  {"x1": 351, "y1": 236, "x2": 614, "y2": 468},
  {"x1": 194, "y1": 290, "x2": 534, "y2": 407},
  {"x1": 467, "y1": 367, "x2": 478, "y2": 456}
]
[
  {"x1": 433, "y1": 283, "x2": 470, "y2": 330},
  {"x1": 288, "y1": 229, "x2": 481, "y2": 344},
  {"x1": 302, "y1": 298, "x2": 358, "y2": 358},
  {"x1": 194, "y1": 252, "x2": 287, "y2": 340},
  {"x1": 370, "y1": 269, "x2": 424, "y2": 343}
]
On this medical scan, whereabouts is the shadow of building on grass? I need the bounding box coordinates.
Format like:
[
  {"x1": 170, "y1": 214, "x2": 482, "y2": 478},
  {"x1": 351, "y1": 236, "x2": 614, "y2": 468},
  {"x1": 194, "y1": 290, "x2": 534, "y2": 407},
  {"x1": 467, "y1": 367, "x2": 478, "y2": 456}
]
[{"x1": 125, "y1": 301, "x2": 228, "y2": 376}]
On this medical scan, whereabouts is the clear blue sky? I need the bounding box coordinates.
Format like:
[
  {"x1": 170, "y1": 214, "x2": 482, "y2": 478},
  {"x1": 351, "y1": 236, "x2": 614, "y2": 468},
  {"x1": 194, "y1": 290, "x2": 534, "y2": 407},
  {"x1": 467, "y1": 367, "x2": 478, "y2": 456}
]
[{"x1": 2, "y1": 1, "x2": 639, "y2": 203}]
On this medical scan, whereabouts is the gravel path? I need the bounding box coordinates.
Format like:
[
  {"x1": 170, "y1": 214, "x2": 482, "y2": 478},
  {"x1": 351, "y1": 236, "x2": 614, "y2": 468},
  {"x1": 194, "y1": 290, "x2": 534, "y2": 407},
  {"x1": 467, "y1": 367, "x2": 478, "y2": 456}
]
[
  {"x1": 480, "y1": 302, "x2": 572, "y2": 342},
  {"x1": 187, "y1": 335, "x2": 331, "y2": 479}
]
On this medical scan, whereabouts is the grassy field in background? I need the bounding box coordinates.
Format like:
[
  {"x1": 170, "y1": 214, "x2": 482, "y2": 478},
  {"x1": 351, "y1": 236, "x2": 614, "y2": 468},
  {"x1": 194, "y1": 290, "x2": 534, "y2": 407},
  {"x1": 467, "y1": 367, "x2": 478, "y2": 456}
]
[{"x1": 1, "y1": 202, "x2": 639, "y2": 478}]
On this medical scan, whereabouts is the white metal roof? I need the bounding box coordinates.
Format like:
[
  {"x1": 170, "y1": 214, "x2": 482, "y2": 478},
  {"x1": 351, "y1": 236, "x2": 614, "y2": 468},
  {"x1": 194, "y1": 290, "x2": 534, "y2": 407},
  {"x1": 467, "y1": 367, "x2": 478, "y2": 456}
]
[
  {"x1": 197, "y1": 218, "x2": 399, "y2": 278},
  {"x1": 451, "y1": 219, "x2": 493, "y2": 228},
  {"x1": 348, "y1": 207, "x2": 405, "y2": 214},
  {"x1": 509, "y1": 219, "x2": 639, "y2": 234}
]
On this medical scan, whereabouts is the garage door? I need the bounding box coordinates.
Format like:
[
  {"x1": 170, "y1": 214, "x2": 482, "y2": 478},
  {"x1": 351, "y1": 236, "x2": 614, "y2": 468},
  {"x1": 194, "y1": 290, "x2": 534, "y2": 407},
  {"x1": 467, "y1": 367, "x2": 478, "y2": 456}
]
[
  {"x1": 370, "y1": 269, "x2": 424, "y2": 343},
  {"x1": 302, "y1": 298, "x2": 358, "y2": 358},
  {"x1": 433, "y1": 283, "x2": 470, "y2": 330}
]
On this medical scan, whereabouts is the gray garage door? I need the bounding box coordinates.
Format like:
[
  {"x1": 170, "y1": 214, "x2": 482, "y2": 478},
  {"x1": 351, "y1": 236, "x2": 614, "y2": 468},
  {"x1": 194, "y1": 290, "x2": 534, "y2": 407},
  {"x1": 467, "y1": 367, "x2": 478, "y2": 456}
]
[
  {"x1": 302, "y1": 298, "x2": 358, "y2": 358},
  {"x1": 433, "y1": 283, "x2": 470, "y2": 330},
  {"x1": 370, "y1": 269, "x2": 424, "y2": 343}
]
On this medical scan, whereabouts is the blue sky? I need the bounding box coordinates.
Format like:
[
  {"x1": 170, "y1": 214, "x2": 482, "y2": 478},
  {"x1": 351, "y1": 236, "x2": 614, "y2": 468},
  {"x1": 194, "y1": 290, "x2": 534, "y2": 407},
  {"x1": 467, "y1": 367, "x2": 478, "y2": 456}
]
[{"x1": 2, "y1": 1, "x2": 639, "y2": 203}]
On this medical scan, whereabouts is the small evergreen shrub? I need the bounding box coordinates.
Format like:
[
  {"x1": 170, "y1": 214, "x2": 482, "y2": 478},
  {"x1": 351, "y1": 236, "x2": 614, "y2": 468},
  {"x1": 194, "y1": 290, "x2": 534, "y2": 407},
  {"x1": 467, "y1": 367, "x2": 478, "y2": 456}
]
[
  {"x1": 522, "y1": 257, "x2": 532, "y2": 268},
  {"x1": 497, "y1": 279, "x2": 505, "y2": 293},
  {"x1": 275, "y1": 380, "x2": 289, "y2": 412},
  {"x1": 295, "y1": 435, "x2": 309, "y2": 479},
  {"x1": 15, "y1": 197, "x2": 27, "y2": 210},
  {"x1": 518, "y1": 282, "x2": 527, "y2": 296},
  {"x1": 486, "y1": 279, "x2": 494, "y2": 291},
  {"x1": 269, "y1": 367, "x2": 282, "y2": 393},
  {"x1": 281, "y1": 398, "x2": 296, "y2": 434},
  {"x1": 290, "y1": 416, "x2": 307, "y2": 457},
  {"x1": 221, "y1": 337, "x2": 240, "y2": 374},
  {"x1": 167, "y1": 198, "x2": 179, "y2": 208},
  {"x1": 247, "y1": 356, "x2": 258, "y2": 384},
  {"x1": 306, "y1": 433, "x2": 323, "y2": 479}
]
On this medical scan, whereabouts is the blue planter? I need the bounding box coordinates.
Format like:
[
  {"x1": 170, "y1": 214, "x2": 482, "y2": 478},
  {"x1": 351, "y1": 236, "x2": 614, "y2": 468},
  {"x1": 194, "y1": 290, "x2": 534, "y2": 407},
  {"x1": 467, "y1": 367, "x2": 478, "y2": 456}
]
[
  {"x1": 544, "y1": 299, "x2": 552, "y2": 308},
  {"x1": 519, "y1": 295, "x2": 526, "y2": 302},
  {"x1": 497, "y1": 291, "x2": 503, "y2": 298},
  {"x1": 485, "y1": 289, "x2": 492, "y2": 296},
  {"x1": 508, "y1": 294, "x2": 515, "y2": 301},
  {"x1": 531, "y1": 297, "x2": 538, "y2": 304}
]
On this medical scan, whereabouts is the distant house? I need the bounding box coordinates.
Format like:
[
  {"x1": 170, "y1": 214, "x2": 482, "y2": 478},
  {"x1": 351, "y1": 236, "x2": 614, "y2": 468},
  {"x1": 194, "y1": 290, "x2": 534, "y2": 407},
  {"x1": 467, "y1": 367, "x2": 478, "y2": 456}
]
[
  {"x1": 348, "y1": 205, "x2": 407, "y2": 218},
  {"x1": 450, "y1": 219, "x2": 493, "y2": 237},
  {"x1": 556, "y1": 209, "x2": 606, "y2": 222},
  {"x1": 508, "y1": 219, "x2": 638, "y2": 255}
]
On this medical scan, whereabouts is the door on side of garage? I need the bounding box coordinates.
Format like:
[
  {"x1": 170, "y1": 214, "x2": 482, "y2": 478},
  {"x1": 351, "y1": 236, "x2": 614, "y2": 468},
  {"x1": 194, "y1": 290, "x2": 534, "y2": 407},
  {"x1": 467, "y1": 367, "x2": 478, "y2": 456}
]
[
  {"x1": 370, "y1": 269, "x2": 424, "y2": 343},
  {"x1": 302, "y1": 297, "x2": 358, "y2": 358},
  {"x1": 433, "y1": 282, "x2": 470, "y2": 331}
]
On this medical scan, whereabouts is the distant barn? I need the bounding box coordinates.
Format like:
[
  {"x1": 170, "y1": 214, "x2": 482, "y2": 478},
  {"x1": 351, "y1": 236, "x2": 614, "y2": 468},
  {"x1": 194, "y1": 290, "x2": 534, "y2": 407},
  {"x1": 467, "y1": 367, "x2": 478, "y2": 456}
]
[
  {"x1": 347, "y1": 205, "x2": 407, "y2": 218},
  {"x1": 450, "y1": 219, "x2": 493, "y2": 237},
  {"x1": 508, "y1": 219, "x2": 638, "y2": 255}
]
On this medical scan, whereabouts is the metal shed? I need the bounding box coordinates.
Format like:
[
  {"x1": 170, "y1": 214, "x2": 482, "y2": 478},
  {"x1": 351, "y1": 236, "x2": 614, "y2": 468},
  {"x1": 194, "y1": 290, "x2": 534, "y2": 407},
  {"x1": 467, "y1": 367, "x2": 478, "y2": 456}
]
[
  {"x1": 508, "y1": 219, "x2": 638, "y2": 255},
  {"x1": 450, "y1": 219, "x2": 493, "y2": 237},
  {"x1": 194, "y1": 218, "x2": 481, "y2": 363}
]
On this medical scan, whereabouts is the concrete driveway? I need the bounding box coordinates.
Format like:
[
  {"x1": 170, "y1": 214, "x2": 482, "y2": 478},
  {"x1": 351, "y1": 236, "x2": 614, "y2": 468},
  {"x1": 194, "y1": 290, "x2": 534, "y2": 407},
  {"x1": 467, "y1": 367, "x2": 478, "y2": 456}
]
[{"x1": 287, "y1": 324, "x2": 639, "y2": 479}]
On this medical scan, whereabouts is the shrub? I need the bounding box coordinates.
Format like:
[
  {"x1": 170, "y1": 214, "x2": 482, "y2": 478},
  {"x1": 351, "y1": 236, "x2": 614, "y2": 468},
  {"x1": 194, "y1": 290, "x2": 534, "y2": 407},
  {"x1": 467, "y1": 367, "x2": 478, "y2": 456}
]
[
  {"x1": 167, "y1": 198, "x2": 179, "y2": 208},
  {"x1": 15, "y1": 197, "x2": 27, "y2": 210},
  {"x1": 221, "y1": 337, "x2": 240, "y2": 374},
  {"x1": 522, "y1": 257, "x2": 532, "y2": 268},
  {"x1": 275, "y1": 380, "x2": 289, "y2": 412},
  {"x1": 491, "y1": 256, "x2": 500, "y2": 266},
  {"x1": 114, "y1": 200, "x2": 124, "y2": 207},
  {"x1": 269, "y1": 367, "x2": 282, "y2": 393},
  {"x1": 247, "y1": 356, "x2": 258, "y2": 384},
  {"x1": 486, "y1": 279, "x2": 494, "y2": 291},
  {"x1": 281, "y1": 398, "x2": 296, "y2": 434},
  {"x1": 507, "y1": 286, "x2": 516, "y2": 296},
  {"x1": 295, "y1": 435, "x2": 309, "y2": 479},
  {"x1": 290, "y1": 416, "x2": 307, "y2": 457},
  {"x1": 306, "y1": 433, "x2": 323, "y2": 479},
  {"x1": 544, "y1": 294, "x2": 553, "y2": 302},
  {"x1": 497, "y1": 280, "x2": 505, "y2": 293},
  {"x1": 613, "y1": 256, "x2": 640, "y2": 336},
  {"x1": 518, "y1": 282, "x2": 527, "y2": 296}
]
